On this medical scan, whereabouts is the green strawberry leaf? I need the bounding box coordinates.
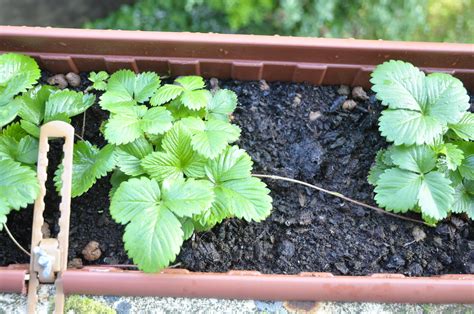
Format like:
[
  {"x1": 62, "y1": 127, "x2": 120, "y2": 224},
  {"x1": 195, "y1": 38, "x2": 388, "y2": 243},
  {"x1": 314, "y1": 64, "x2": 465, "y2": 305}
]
[
  {"x1": 439, "y1": 143, "x2": 464, "y2": 171},
  {"x1": 115, "y1": 137, "x2": 153, "y2": 176},
  {"x1": 88, "y1": 71, "x2": 109, "y2": 91},
  {"x1": 16, "y1": 85, "x2": 56, "y2": 124},
  {"x1": 390, "y1": 145, "x2": 436, "y2": 174},
  {"x1": 372, "y1": 60, "x2": 469, "y2": 145},
  {"x1": 374, "y1": 168, "x2": 422, "y2": 212},
  {"x1": 111, "y1": 176, "x2": 214, "y2": 272},
  {"x1": 44, "y1": 90, "x2": 95, "y2": 123},
  {"x1": 206, "y1": 89, "x2": 238, "y2": 121},
  {"x1": 180, "y1": 218, "x2": 195, "y2": 241},
  {"x1": 104, "y1": 106, "x2": 173, "y2": 145},
  {"x1": 0, "y1": 134, "x2": 38, "y2": 164},
  {"x1": 457, "y1": 142, "x2": 474, "y2": 180},
  {"x1": 180, "y1": 117, "x2": 241, "y2": 159},
  {"x1": 166, "y1": 97, "x2": 206, "y2": 120},
  {"x1": 449, "y1": 112, "x2": 474, "y2": 141},
  {"x1": 418, "y1": 171, "x2": 454, "y2": 220},
  {"x1": 55, "y1": 141, "x2": 116, "y2": 197},
  {"x1": 100, "y1": 70, "x2": 161, "y2": 112},
  {"x1": 181, "y1": 90, "x2": 212, "y2": 110},
  {"x1": 451, "y1": 182, "x2": 474, "y2": 219},
  {"x1": 150, "y1": 84, "x2": 184, "y2": 106},
  {"x1": 0, "y1": 53, "x2": 40, "y2": 102},
  {"x1": 123, "y1": 205, "x2": 183, "y2": 273},
  {"x1": 142, "y1": 124, "x2": 206, "y2": 181},
  {"x1": 0, "y1": 102, "x2": 19, "y2": 128},
  {"x1": 0, "y1": 159, "x2": 39, "y2": 212},
  {"x1": 367, "y1": 149, "x2": 393, "y2": 186},
  {"x1": 175, "y1": 76, "x2": 205, "y2": 90}
]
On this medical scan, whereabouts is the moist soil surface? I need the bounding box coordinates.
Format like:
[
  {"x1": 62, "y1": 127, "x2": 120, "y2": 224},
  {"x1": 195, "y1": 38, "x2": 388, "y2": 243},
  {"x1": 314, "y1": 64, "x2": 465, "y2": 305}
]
[{"x1": 1, "y1": 74, "x2": 473, "y2": 276}]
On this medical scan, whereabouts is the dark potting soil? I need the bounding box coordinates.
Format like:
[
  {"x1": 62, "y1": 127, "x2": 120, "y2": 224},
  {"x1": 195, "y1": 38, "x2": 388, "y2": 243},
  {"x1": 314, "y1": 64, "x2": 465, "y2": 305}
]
[{"x1": 1, "y1": 74, "x2": 473, "y2": 277}]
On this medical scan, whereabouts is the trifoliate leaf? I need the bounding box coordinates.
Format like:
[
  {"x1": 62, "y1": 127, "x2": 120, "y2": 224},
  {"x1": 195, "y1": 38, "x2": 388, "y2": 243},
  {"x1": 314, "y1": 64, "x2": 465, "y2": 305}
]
[
  {"x1": 418, "y1": 171, "x2": 454, "y2": 220},
  {"x1": 205, "y1": 145, "x2": 252, "y2": 183},
  {"x1": 181, "y1": 89, "x2": 212, "y2": 110},
  {"x1": 116, "y1": 137, "x2": 153, "y2": 176},
  {"x1": 451, "y1": 182, "x2": 474, "y2": 219},
  {"x1": 367, "y1": 149, "x2": 392, "y2": 185},
  {"x1": 181, "y1": 117, "x2": 241, "y2": 159},
  {"x1": 0, "y1": 102, "x2": 19, "y2": 128},
  {"x1": 88, "y1": 71, "x2": 109, "y2": 91},
  {"x1": 449, "y1": 112, "x2": 474, "y2": 141},
  {"x1": 220, "y1": 177, "x2": 272, "y2": 222},
  {"x1": 0, "y1": 135, "x2": 38, "y2": 164},
  {"x1": 104, "y1": 106, "x2": 173, "y2": 145},
  {"x1": 206, "y1": 89, "x2": 238, "y2": 121},
  {"x1": 372, "y1": 60, "x2": 469, "y2": 145},
  {"x1": 379, "y1": 109, "x2": 443, "y2": 145},
  {"x1": 141, "y1": 124, "x2": 206, "y2": 181},
  {"x1": 150, "y1": 84, "x2": 184, "y2": 106},
  {"x1": 374, "y1": 168, "x2": 422, "y2": 212},
  {"x1": 0, "y1": 159, "x2": 39, "y2": 211},
  {"x1": 0, "y1": 53, "x2": 40, "y2": 101},
  {"x1": 193, "y1": 187, "x2": 231, "y2": 231},
  {"x1": 439, "y1": 143, "x2": 464, "y2": 171},
  {"x1": 99, "y1": 70, "x2": 161, "y2": 112},
  {"x1": 390, "y1": 145, "x2": 436, "y2": 174},
  {"x1": 55, "y1": 141, "x2": 116, "y2": 197},
  {"x1": 161, "y1": 177, "x2": 214, "y2": 218},
  {"x1": 16, "y1": 85, "x2": 56, "y2": 124},
  {"x1": 44, "y1": 90, "x2": 95, "y2": 123},
  {"x1": 111, "y1": 176, "x2": 214, "y2": 271}
]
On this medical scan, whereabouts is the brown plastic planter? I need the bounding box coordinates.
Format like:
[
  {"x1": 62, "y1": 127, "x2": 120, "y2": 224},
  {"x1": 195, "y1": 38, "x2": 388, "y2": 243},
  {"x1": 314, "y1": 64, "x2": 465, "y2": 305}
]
[{"x1": 1, "y1": 26, "x2": 473, "y2": 304}]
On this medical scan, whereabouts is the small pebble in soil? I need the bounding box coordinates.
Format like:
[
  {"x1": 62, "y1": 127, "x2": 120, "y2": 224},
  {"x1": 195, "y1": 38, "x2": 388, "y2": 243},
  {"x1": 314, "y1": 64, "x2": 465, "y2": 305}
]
[
  {"x1": 47, "y1": 74, "x2": 68, "y2": 89},
  {"x1": 67, "y1": 258, "x2": 83, "y2": 269},
  {"x1": 278, "y1": 240, "x2": 295, "y2": 257},
  {"x1": 412, "y1": 226, "x2": 426, "y2": 242},
  {"x1": 386, "y1": 254, "x2": 406, "y2": 269},
  {"x1": 337, "y1": 85, "x2": 350, "y2": 96},
  {"x1": 342, "y1": 99, "x2": 357, "y2": 111},
  {"x1": 292, "y1": 94, "x2": 302, "y2": 106},
  {"x1": 334, "y1": 262, "x2": 349, "y2": 274},
  {"x1": 210, "y1": 77, "x2": 219, "y2": 92},
  {"x1": 352, "y1": 86, "x2": 369, "y2": 101},
  {"x1": 259, "y1": 80, "x2": 270, "y2": 91},
  {"x1": 82, "y1": 241, "x2": 102, "y2": 261},
  {"x1": 309, "y1": 111, "x2": 321, "y2": 121},
  {"x1": 65, "y1": 72, "x2": 81, "y2": 87}
]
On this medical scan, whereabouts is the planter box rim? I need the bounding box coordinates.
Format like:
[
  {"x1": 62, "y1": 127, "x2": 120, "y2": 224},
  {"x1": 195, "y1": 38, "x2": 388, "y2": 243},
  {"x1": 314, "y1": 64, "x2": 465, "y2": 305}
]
[{"x1": 0, "y1": 26, "x2": 473, "y2": 303}]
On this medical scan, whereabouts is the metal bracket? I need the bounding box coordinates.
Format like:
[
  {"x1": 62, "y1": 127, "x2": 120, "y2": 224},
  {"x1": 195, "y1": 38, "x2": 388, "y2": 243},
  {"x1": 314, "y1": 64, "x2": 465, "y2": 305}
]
[{"x1": 27, "y1": 121, "x2": 74, "y2": 313}]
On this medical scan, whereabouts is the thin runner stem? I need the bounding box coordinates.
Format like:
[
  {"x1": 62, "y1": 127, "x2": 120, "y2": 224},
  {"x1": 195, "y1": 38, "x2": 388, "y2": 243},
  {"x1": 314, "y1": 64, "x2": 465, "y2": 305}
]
[
  {"x1": 3, "y1": 223, "x2": 31, "y2": 256},
  {"x1": 252, "y1": 173, "x2": 428, "y2": 226},
  {"x1": 81, "y1": 111, "x2": 87, "y2": 139},
  {"x1": 75, "y1": 133, "x2": 85, "y2": 141}
]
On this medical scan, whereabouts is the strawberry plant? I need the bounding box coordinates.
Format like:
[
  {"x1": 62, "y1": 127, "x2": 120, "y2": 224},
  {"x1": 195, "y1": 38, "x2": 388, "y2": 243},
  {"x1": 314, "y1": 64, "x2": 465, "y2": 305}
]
[
  {"x1": 0, "y1": 53, "x2": 97, "y2": 229},
  {"x1": 100, "y1": 74, "x2": 272, "y2": 272},
  {"x1": 369, "y1": 60, "x2": 473, "y2": 224}
]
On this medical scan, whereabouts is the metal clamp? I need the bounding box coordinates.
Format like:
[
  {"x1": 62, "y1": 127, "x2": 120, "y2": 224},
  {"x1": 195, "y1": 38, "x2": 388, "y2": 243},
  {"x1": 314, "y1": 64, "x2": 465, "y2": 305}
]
[{"x1": 27, "y1": 121, "x2": 74, "y2": 314}]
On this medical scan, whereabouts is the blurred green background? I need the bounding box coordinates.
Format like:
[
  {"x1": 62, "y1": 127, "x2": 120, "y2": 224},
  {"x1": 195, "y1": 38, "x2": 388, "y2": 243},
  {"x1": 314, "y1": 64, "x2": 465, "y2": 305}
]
[{"x1": 85, "y1": 0, "x2": 474, "y2": 43}]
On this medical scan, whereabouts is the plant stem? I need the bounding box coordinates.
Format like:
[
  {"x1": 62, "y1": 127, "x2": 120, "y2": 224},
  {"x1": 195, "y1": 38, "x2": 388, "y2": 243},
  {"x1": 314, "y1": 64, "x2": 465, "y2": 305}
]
[
  {"x1": 3, "y1": 223, "x2": 31, "y2": 256},
  {"x1": 81, "y1": 111, "x2": 87, "y2": 139},
  {"x1": 252, "y1": 173, "x2": 428, "y2": 226},
  {"x1": 75, "y1": 133, "x2": 85, "y2": 141}
]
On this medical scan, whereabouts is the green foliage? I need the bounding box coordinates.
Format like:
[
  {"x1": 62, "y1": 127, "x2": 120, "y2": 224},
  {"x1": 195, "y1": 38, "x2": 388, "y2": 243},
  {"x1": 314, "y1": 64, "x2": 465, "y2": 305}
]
[
  {"x1": 107, "y1": 74, "x2": 272, "y2": 272},
  {"x1": 88, "y1": 71, "x2": 109, "y2": 91},
  {"x1": 54, "y1": 141, "x2": 117, "y2": 197},
  {"x1": 86, "y1": 0, "x2": 473, "y2": 44},
  {"x1": 0, "y1": 53, "x2": 41, "y2": 127},
  {"x1": 0, "y1": 159, "x2": 39, "y2": 230},
  {"x1": 369, "y1": 60, "x2": 473, "y2": 223}
]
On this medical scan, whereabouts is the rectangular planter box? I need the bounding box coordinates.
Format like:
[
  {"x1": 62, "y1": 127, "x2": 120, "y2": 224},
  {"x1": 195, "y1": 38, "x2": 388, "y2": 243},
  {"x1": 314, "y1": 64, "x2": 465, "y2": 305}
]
[{"x1": 0, "y1": 26, "x2": 473, "y2": 304}]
